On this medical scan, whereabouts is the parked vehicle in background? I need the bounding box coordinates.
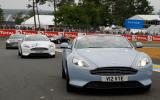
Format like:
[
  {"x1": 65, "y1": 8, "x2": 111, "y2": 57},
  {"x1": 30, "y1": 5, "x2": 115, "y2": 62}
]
[
  {"x1": 6, "y1": 34, "x2": 25, "y2": 49},
  {"x1": 61, "y1": 34, "x2": 152, "y2": 92},
  {"x1": 50, "y1": 36, "x2": 70, "y2": 44},
  {"x1": 18, "y1": 34, "x2": 56, "y2": 58}
]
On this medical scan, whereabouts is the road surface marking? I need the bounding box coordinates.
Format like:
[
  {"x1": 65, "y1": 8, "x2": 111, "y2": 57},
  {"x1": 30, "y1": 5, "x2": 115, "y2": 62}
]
[{"x1": 153, "y1": 65, "x2": 160, "y2": 72}]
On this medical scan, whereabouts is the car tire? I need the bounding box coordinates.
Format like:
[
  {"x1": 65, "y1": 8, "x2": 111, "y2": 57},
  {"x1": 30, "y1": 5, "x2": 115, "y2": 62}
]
[
  {"x1": 6, "y1": 46, "x2": 9, "y2": 49},
  {"x1": 50, "y1": 55, "x2": 55, "y2": 58},
  {"x1": 143, "y1": 84, "x2": 151, "y2": 91},
  {"x1": 66, "y1": 69, "x2": 75, "y2": 92},
  {"x1": 62, "y1": 68, "x2": 66, "y2": 79},
  {"x1": 21, "y1": 55, "x2": 25, "y2": 58},
  {"x1": 20, "y1": 51, "x2": 26, "y2": 58},
  {"x1": 18, "y1": 50, "x2": 21, "y2": 56},
  {"x1": 66, "y1": 78, "x2": 75, "y2": 92},
  {"x1": 62, "y1": 61, "x2": 66, "y2": 79}
]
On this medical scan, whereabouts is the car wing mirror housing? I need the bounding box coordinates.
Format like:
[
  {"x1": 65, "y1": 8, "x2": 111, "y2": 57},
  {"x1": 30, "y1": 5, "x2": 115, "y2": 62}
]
[
  {"x1": 135, "y1": 42, "x2": 143, "y2": 48},
  {"x1": 60, "y1": 43, "x2": 71, "y2": 49}
]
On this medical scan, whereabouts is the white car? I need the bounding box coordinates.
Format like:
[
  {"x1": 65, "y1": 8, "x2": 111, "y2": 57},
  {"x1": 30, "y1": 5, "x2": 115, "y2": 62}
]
[{"x1": 18, "y1": 34, "x2": 56, "y2": 58}]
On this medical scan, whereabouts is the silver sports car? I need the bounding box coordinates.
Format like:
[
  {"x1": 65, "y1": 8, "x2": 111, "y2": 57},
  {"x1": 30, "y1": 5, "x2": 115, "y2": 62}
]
[
  {"x1": 61, "y1": 34, "x2": 152, "y2": 92},
  {"x1": 6, "y1": 34, "x2": 25, "y2": 49}
]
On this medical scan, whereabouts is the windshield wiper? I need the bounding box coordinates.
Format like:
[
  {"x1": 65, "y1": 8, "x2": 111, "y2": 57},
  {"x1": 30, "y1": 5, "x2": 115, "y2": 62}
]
[
  {"x1": 112, "y1": 47, "x2": 132, "y2": 48},
  {"x1": 88, "y1": 47, "x2": 105, "y2": 48}
]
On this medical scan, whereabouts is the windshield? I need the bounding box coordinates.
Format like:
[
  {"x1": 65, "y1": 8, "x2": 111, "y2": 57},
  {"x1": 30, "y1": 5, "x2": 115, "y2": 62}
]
[
  {"x1": 75, "y1": 35, "x2": 132, "y2": 49},
  {"x1": 10, "y1": 34, "x2": 25, "y2": 39},
  {"x1": 24, "y1": 35, "x2": 49, "y2": 41}
]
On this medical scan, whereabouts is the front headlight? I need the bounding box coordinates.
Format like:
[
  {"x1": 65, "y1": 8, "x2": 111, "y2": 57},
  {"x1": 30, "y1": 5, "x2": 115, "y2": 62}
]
[
  {"x1": 72, "y1": 58, "x2": 89, "y2": 68},
  {"x1": 23, "y1": 44, "x2": 30, "y2": 48},
  {"x1": 6, "y1": 40, "x2": 10, "y2": 43},
  {"x1": 49, "y1": 44, "x2": 55, "y2": 48},
  {"x1": 137, "y1": 57, "x2": 149, "y2": 67}
]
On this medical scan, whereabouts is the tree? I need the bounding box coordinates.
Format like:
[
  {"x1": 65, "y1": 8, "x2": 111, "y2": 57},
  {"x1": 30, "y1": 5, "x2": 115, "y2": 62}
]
[
  {"x1": 0, "y1": 8, "x2": 4, "y2": 22},
  {"x1": 25, "y1": 9, "x2": 34, "y2": 19},
  {"x1": 27, "y1": 0, "x2": 154, "y2": 27},
  {"x1": 13, "y1": 12, "x2": 25, "y2": 25},
  {"x1": 104, "y1": 0, "x2": 153, "y2": 25},
  {"x1": 54, "y1": 0, "x2": 107, "y2": 30}
]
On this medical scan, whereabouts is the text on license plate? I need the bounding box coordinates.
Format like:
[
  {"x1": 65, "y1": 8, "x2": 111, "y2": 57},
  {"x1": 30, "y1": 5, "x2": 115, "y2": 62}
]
[
  {"x1": 34, "y1": 50, "x2": 45, "y2": 53},
  {"x1": 101, "y1": 76, "x2": 128, "y2": 82}
]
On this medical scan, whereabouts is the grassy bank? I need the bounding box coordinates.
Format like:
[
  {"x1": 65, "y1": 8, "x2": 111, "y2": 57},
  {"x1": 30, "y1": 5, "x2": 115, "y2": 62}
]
[
  {"x1": 137, "y1": 48, "x2": 160, "y2": 64},
  {"x1": 132, "y1": 41, "x2": 160, "y2": 44}
]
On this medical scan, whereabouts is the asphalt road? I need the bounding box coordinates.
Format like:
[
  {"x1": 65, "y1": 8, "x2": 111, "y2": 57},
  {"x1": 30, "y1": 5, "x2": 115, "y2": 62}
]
[{"x1": 0, "y1": 39, "x2": 160, "y2": 100}]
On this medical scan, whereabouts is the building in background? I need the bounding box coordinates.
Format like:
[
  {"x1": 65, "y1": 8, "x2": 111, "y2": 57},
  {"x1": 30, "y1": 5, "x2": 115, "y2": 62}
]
[
  {"x1": 128, "y1": 15, "x2": 160, "y2": 28},
  {"x1": 0, "y1": 9, "x2": 52, "y2": 29},
  {"x1": 21, "y1": 15, "x2": 54, "y2": 30}
]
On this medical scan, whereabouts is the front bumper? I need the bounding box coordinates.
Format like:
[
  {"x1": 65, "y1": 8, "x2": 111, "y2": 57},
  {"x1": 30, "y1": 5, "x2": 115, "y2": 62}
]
[
  {"x1": 6, "y1": 42, "x2": 18, "y2": 48},
  {"x1": 21, "y1": 47, "x2": 55, "y2": 57},
  {"x1": 67, "y1": 64, "x2": 152, "y2": 89}
]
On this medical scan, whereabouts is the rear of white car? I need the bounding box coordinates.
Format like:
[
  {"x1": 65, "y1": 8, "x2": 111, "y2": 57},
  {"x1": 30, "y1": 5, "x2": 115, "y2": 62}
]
[{"x1": 19, "y1": 35, "x2": 56, "y2": 58}]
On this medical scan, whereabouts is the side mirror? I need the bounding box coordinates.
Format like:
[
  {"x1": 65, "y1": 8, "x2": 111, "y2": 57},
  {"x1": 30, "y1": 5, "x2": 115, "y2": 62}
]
[
  {"x1": 135, "y1": 42, "x2": 143, "y2": 48},
  {"x1": 60, "y1": 43, "x2": 70, "y2": 49}
]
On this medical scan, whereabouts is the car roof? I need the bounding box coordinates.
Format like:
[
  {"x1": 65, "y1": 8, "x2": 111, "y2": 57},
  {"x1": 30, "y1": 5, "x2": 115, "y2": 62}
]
[
  {"x1": 77, "y1": 34, "x2": 124, "y2": 40},
  {"x1": 25, "y1": 34, "x2": 46, "y2": 37},
  {"x1": 11, "y1": 34, "x2": 25, "y2": 36}
]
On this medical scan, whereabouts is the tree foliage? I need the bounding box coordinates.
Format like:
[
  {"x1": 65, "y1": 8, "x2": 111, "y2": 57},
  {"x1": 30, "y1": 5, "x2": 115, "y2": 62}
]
[
  {"x1": 105, "y1": 0, "x2": 153, "y2": 25},
  {"x1": 29, "y1": 0, "x2": 154, "y2": 27},
  {"x1": 0, "y1": 8, "x2": 4, "y2": 22},
  {"x1": 13, "y1": 12, "x2": 26, "y2": 25}
]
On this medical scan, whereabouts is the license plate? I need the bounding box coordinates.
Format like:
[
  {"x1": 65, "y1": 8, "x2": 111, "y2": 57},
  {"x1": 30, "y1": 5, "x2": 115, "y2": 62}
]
[
  {"x1": 101, "y1": 76, "x2": 128, "y2": 82},
  {"x1": 34, "y1": 50, "x2": 45, "y2": 53},
  {"x1": 12, "y1": 44, "x2": 18, "y2": 46}
]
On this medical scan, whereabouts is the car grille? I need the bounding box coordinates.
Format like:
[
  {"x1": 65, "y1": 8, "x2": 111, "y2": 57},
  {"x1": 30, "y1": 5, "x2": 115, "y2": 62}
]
[
  {"x1": 10, "y1": 42, "x2": 18, "y2": 44},
  {"x1": 84, "y1": 81, "x2": 144, "y2": 89},
  {"x1": 31, "y1": 48, "x2": 48, "y2": 51},
  {"x1": 90, "y1": 67, "x2": 138, "y2": 76},
  {"x1": 7, "y1": 42, "x2": 18, "y2": 46}
]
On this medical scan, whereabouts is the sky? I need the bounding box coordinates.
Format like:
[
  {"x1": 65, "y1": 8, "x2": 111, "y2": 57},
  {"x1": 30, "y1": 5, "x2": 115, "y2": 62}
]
[
  {"x1": 0, "y1": 0, "x2": 160, "y2": 13},
  {"x1": 0, "y1": 0, "x2": 54, "y2": 11}
]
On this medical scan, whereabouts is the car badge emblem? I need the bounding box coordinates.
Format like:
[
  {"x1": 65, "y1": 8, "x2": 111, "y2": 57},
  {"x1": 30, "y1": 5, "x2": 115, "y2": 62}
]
[{"x1": 111, "y1": 61, "x2": 116, "y2": 64}]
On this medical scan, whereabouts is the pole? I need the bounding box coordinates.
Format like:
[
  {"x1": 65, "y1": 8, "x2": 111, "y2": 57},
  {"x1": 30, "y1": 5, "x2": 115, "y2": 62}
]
[
  {"x1": 35, "y1": 2, "x2": 41, "y2": 30},
  {"x1": 53, "y1": 0, "x2": 56, "y2": 26},
  {"x1": 33, "y1": 0, "x2": 37, "y2": 31}
]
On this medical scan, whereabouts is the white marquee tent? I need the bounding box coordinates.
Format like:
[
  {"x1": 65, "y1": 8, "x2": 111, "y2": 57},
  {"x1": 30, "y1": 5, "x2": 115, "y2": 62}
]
[
  {"x1": 129, "y1": 15, "x2": 160, "y2": 21},
  {"x1": 21, "y1": 15, "x2": 55, "y2": 28}
]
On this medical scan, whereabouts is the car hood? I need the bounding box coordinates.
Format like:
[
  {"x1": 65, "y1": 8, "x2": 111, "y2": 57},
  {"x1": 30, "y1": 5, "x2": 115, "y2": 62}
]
[
  {"x1": 22, "y1": 41, "x2": 52, "y2": 48},
  {"x1": 8, "y1": 39, "x2": 22, "y2": 42},
  {"x1": 76, "y1": 48, "x2": 138, "y2": 67}
]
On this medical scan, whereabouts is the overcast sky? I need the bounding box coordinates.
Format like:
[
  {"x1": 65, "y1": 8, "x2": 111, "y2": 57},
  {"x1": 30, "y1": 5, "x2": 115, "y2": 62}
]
[
  {"x1": 0, "y1": 0, "x2": 160, "y2": 12},
  {"x1": 0, "y1": 0, "x2": 53, "y2": 11}
]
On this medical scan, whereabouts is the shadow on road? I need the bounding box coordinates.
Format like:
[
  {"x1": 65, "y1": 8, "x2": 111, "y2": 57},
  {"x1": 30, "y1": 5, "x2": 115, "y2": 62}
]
[{"x1": 68, "y1": 88, "x2": 151, "y2": 96}]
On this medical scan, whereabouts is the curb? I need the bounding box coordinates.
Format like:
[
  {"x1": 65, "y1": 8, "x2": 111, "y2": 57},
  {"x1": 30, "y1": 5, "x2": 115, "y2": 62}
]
[
  {"x1": 153, "y1": 65, "x2": 160, "y2": 72},
  {"x1": 153, "y1": 65, "x2": 160, "y2": 68}
]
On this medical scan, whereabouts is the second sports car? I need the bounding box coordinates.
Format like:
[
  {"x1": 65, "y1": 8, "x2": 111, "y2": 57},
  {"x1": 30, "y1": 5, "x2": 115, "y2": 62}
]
[{"x1": 18, "y1": 34, "x2": 56, "y2": 58}]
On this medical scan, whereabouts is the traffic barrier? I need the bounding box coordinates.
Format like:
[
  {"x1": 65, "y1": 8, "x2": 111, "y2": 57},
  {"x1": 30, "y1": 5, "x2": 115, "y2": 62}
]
[
  {"x1": 152, "y1": 36, "x2": 160, "y2": 41},
  {"x1": 44, "y1": 31, "x2": 58, "y2": 37},
  {"x1": 122, "y1": 34, "x2": 132, "y2": 40},
  {"x1": 0, "y1": 29, "x2": 16, "y2": 37},
  {"x1": 0, "y1": 29, "x2": 160, "y2": 41},
  {"x1": 64, "y1": 32, "x2": 77, "y2": 39}
]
